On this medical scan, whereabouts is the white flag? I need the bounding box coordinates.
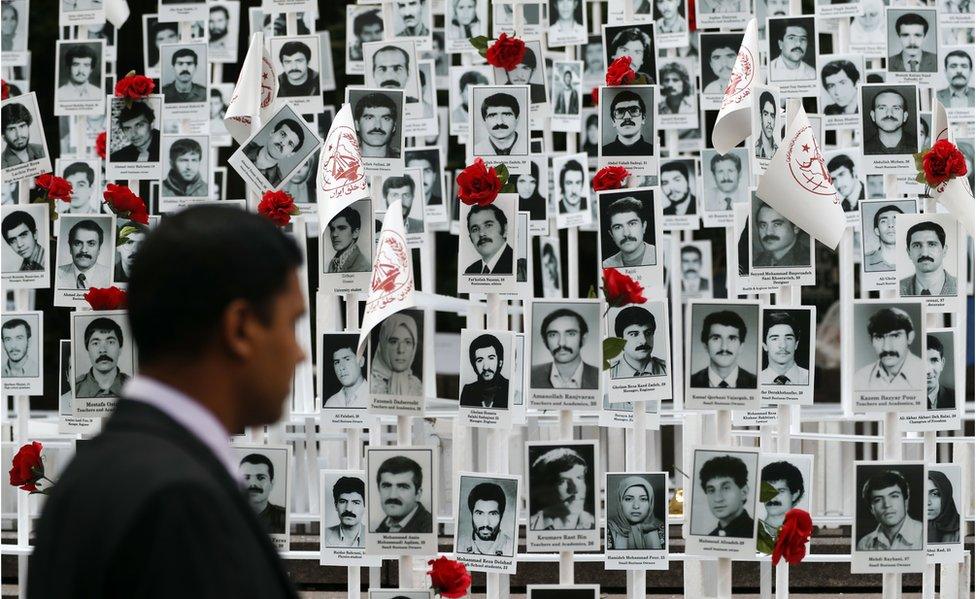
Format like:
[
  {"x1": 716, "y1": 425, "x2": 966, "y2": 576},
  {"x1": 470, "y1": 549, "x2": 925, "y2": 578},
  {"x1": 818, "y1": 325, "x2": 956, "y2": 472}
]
[
  {"x1": 224, "y1": 33, "x2": 278, "y2": 145},
  {"x1": 928, "y1": 100, "x2": 975, "y2": 237},
  {"x1": 316, "y1": 103, "x2": 370, "y2": 228},
  {"x1": 711, "y1": 18, "x2": 759, "y2": 155},
  {"x1": 755, "y1": 109, "x2": 846, "y2": 249},
  {"x1": 104, "y1": 0, "x2": 129, "y2": 28},
  {"x1": 358, "y1": 201, "x2": 416, "y2": 356},
  {"x1": 932, "y1": 98, "x2": 950, "y2": 145}
]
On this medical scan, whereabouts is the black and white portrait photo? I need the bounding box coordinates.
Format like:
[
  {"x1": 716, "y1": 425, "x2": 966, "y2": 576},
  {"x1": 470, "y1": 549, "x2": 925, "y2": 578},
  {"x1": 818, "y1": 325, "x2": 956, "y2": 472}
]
[
  {"x1": 599, "y1": 188, "x2": 659, "y2": 269},
  {"x1": 936, "y1": 48, "x2": 974, "y2": 112},
  {"x1": 818, "y1": 55, "x2": 863, "y2": 122},
  {"x1": 112, "y1": 220, "x2": 151, "y2": 286},
  {"x1": 526, "y1": 441, "x2": 598, "y2": 535},
  {"x1": 324, "y1": 200, "x2": 373, "y2": 275},
  {"x1": 404, "y1": 147, "x2": 444, "y2": 210},
  {"x1": 659, "y1": 159, "x2": 698, "y2": 219},
  {"x1": 271, "y1": 35, "x2": 323, "y2": 111},
  {"x1": 926, "y1": 465, "x2": 962, "y2": 547},
  {"x1": 513, "y1": 157, "x2": 548, "y2": 230},
  {"x1": 207, "y1": 1, "x2": 239, "y2": 63},
  {"x1": 384, "y1": 0, "x2": 433, "y2": 40},
  {"x1": 699, "y1": 33, "x2": 743, "y2": 100},
  {"x1": 454, "y1": 473, "x2": 519, "y2": 571},
  {"x1": 896, "y1": 214, "x2": 960, "y2": 309},
  {"x1": 142, "y1": 15, "x2": 179, "y2": 78},
  {"x1": 924, "y1": 330, "x2": 956, "y2": 412},
  {"x1": 860, "y1": 199, "x2": 917, "y2": 275},
  {"x1": 551, "y1": 60, "x2": 583, "y2": 117},
  {"x1": 688, "y1": 448, "x2": 758, "y2": 556},
  {"x1": 445, "y1": 0, "x2": 486, "y2": 52},
  {"x1": 687, "y1": 301, "x2": 760, "y2": 390},
  {"x1": 229, "y1": 103, "x2": 322, "y2": 192},
  {"x1": 603, "y1": 24, "x2": 657, "y2": 82},
  {"x1": 449, "y1": 66, "x2": 492, "y2": 136},
  {"x1": 159, "y1": 42, "x2": 207, "y2": 105},
  {"x1": 824, "y1": 149, "x2": 866, "y2": 212},
  {"x1": 234, "y1": 445, "x2": 291, "y2": 546},
  {"x1": 55, "y1": 158, "x2": 101, "y2": 215},
  {"x1": 607, "y1": 303, "x2": 670, "y2": 382},
  {"x1": 346, "y1": 5, "x2": 384, "y2": 70},
  {"x1": 679, "y1": 242, "x2": 712, "y2": 299},
  {"x1": 160, "y1": 135, "x2": 209, "y2": 203},
  {"x1": 321, "y1": 333, "x2": 369, "y2": 410},
  {"x1": 581, "y1": 35, "x2": 605, "y2": 87},
  {"x1": 654, "y1": 0, "x2": 688, "y2": 43},
  {"x1": 605, "y1": 472, "x2": 667, "y2": 555},
  {"x1": 1, "y1": 0, "x2": 28, "y2": 61},
  {"x1": 459, "y1": 199, "x2": 518, "y2": 277},
  {"x1": 757, "y1": 454, "x2": 812, "y2": 545},
  {"x1": 377, "y1": 170, "x2": 425, "y2": 236},
  {"x1": 54, "y1": 40, "x2": 105, "y2": 116},
  {"x1": 459, "y1": 329, "x2": 513, "y2": 410},
  {"x1": 366, "y1": 446, "x2": 437, "y2": 554},
  {"x1": 2, "y1": 312, "x2": 41, "y2": 393},
  {"x1": 885, "y1": 8, "x2": 939, "y2": 77},
  {"x1": 552, "y1": 153, "x2": 590, "y2": 226},
  {"x1": 599, "y1": 86, "x2": 657, "y2": 158},
  {"x1": 470, "y1": 85, "x2": 530, "y2": 163},
  {"x1": 539, "y1": 236, "x2": 563, "y2": 298},
  {"x1": 529, "y1": 300, "x2": 601, "y2": 391},
  {"x1": 701, "y1": 149, "x2": 748, "y2": 212},
  {"x1": 348, "y1": 88, "x2": 405, "y2": 174},
  {"x1": 2, "y1": 93, "x2": 52, "y2": 182},
  {"x1": 759, "y1": 308, "x2": 813, "y2": 387},
  {"x1": 548, "y1": 0, "x2": 588, "y2": 46},
  {"x1": 753, "y1": 88, "x2": 780, "y2": 161},
  {"x1": 657, "y1": 60, "x2": 698, "y2": 128},
  {"x1": 369, "y1": 309, "x2": 424, "y2": 399},
  {"x1": 749, "y1": 197, "x2": 813, "y2": 269},
  {"x1": 55, "y1": 214, "x2": 114, "y2": 292},
  {"x1": 321, "y1": 470, "x2": 367, "y2": 550},
  {"x1": 106, "y1": 96, "x2": 162, "y2": 180},
  {"x1": 2, "y1": 203, "x2": 49, "y2": 289},
  {"x1": 852, "y1": 301, "x2": 925, "y2": 401},
  {"x1": 363, "y1": 40, "x2": 421, "y2": 115},
  {"x1": 766, "y1": 17, "x2": 818, "y2": 87},
  {"x1": 70, "y1": 310, "x2": 133, "y2": 403},
  {"x1": 860, "y1": 84, "x2": 920, "y2": 159},
  {"x1": 852, "y1": 462, "x2": 926, "y2": 572}
]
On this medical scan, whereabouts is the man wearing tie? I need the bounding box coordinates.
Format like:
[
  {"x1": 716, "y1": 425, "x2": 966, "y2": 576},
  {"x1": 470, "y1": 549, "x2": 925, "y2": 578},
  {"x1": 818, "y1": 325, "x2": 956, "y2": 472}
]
[
  {"x1": 57, "y1": 218, "x2": 111, "y2": 290},
  {"x1": 759, "y1": 311, "x2": 809, "y2": 386},
  {"x1": 689, "y1": 309, "x2": 757, "y2": 389},
  {"x1": 887, "y1": 13, "x2": 937, "y2": 73},
  {"x1": 463, "y1": 204, "x2": 514, "y2": 275},
  {"x1": 704, "y1": 152, "x2": 745, "y2": 212}
]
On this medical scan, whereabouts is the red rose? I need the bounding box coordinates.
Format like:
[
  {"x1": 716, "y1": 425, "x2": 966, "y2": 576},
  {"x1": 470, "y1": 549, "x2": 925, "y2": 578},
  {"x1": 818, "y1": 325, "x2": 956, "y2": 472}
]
[
  {"x1": 428, "y1": 556, "x2": 471, "y2": 599},
  {"x1": 1, "y1": 79, "x2": 9, "y2": 100},
  {"x1": 606, "y1": 56, "x2": 637, "y2": 86},
  {"x1": 9, "y1": 441, "x2": 43, "y2": 493},
  {"x1": 485, "y1": 33, "x2": 527, "y2": 71},
  {"x1": 603, "y1": 267, "x2": 647, "y2": 307},
  {"x1": 921, "y1": 139, "x2": 968, "y2": 187},
  {"x1": 114, "y1": 73, "x2": 155, "y2": 101},
  {"x1": 592, "y1": 165, "x2": 630, "y2": 191},
  {"x1": 84, "y1": 286, "x2": 127, "y2": 311},
  {"x1": 772, "y1": 508, "x2": 813, "y2": 566},
  {"x1": 95, "y1": 131, "x2": 107, "y2": 159},
  {"x1": 35, "y1": 173, "x2": 74, "y2": 203},
  {"x1": 258, "y1": 189, "x2": 298, "y2": 226},
  {"x1": 456, "y1": 158, "x2": 503, "y2": 206},
  {"x1": 591, "y1": 87, "x2": 599, "y2": 106},
  {"x1": 103, "y1": 183, "x2": 149, "y2": 224}
]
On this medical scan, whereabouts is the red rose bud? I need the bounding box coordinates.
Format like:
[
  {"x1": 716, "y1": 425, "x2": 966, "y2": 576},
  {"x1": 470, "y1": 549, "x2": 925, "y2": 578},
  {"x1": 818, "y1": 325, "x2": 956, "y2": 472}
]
[
  {"x1": 9, "y1": 441, "x2": 44, "y2": 493},
  {"x1": 456, "y1": 158, "x2": 503, "y2": 206},
  {"x1": 921, "y1": 139, "x2": 968, "y2": 188},
  {"x1": 772, "y1": 508, "x2": 813, "y2": 566},
  {"x1": 114, "y1": 73, "x2": 155, "y2": 100},
  {"x1": 591, "y1": 87, "x2": 599, "y2": 106},
  {"x1": 485, "y1": 33, "x2": 527, "y2": 71},
  {"x1": 428, "y1": 556, "x2": 472, "y2": 599},
  {"x1": 103, "y1": 183, "x2": 149, "y2": 224},
  {"x1": 606, "y1": 56, "x2": 637, "y2": 86},
  {"x1": 592, "y1": 165, "x2": 630, "y2": 191},
  {"x1": 1, "y1": 79, "x2": 9, "y2": 100},
  {"x1": 95, "y1": 131, "x2": 107, "y2": 159},
  {"x1": 602, "y1": 267, "x2": 647, "y2": 306},
  {"x1": 84, "y1": 286, "x2": 127, "y2": 311},
  {"x1": 35, "y1": 173, "x2": 74, "y2": 203},
  {"x1": 258, "y1": 189, "x2": 298, "y2": 226}
]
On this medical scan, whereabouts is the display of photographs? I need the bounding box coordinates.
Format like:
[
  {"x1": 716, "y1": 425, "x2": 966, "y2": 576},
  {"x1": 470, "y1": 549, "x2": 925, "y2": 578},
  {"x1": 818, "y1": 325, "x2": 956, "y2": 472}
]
[
  {"x1": 552, "y1": 152, "x2": 593, "y2": 229},
  {"x1": 320, "y1": 469, "x2": 381, "y2": 565},
  {"x1": 899, "y1": 328, "x2": 962, "y2": 432},
  {"x1": 604, "y1": 472, "x2": 668, "y2": 569},
  {"x1": 851, "y1": 299, "x2": 926, "y2": 412},
  {"x1": 228, "y1": 102, "x2": 322, "y2": 193},
  {"x1": 232, "y1": 444, "x2": 292, "y2": 550},
  {"x1": 859, "y1": 198, "x2": 919, "y2": 291},
  {"x1": 895, "y1": 213, "x2": 961, "y2": 312},
  {"x1": 685, "y1": 299, "x2": 762, "y2": 410},
  {"x1": 453, "y1": 472, "x2": 520, "y2": 572},
  {"x1": 550, "y1": 60, "x2": 583, "y2": 132},
  {"x1": 1, "y1": 203, "x2": 50, "y2": 289},
  {"x1": 885, "y1": 7, "x2": 940, "y2": 86},
  {"x1": 525, "y1": 440, "x2": 600, "y2": 551},
  {"x1": 346, "y1": 87, "x2": 405, "y2": 175},
  {"x1": 54, "y1": 40, "x2": 105, "y2": 117},
  {"x1": 468, "y1": 84, "x2": 530, "y2": 175},
  {"x1": 758, "y1": 306, "x2": 815, "y2": 405},
  {"x1": 458, "y1": 194, "x2": 518, "y2": 293},
  {"x1": 458, "y1": 329, "x2": 514, "y2": 428},
  {"x1": 598, "y1": 85, "x2": 658, "y2": 179},
  {"x1": 766, "y1": 16, "x2": 819, "y2": 97},
  {"x1": 686, "y1": 446, "x2": 759, "y2": 557},
  {"x1": 321, "y1": 199, "x2": 373, "y2": 295},
  {"x1": 605, "y1": 300, "x2": 672, "y2": 404},
  {"x1": 747, "y1": 194, "x2": 815, "y2": 287},
  {"x1": 106, "y1": 95, "x2": 163, "y2": 181},
  {"x1": 1, "y1": 310, "x2": 42, "y2": 394},
  {"x1": 69, "y1": 309, "x2": 134, "y2": 415},
  {"x1": 270, "y1": 34, "x2": 324, "y2": 113},
  {"x1": 158, "y1": 42, "x2": 209, "y2": 122},
  {"x1": 699, "y1": 32, "x2": 744, "y2": 109},
  {"x1": 368, "y1": 308, "x2": 426, "y2": 415},
  {"x1": 365, "y1": 446, "x2": 437, "y2": 555},
  {"x1": 851, "y1": 461, "x2": 927, "y2": 573},
  {"x1": 1, "y1": 92, "x2": 52, "y2": 183},
  {"x1": 527, "y1": 299, "x2": 602, "y2": 409},
  {"x1": 54, "y1": 214, "x2": 115, "y2": 307}
]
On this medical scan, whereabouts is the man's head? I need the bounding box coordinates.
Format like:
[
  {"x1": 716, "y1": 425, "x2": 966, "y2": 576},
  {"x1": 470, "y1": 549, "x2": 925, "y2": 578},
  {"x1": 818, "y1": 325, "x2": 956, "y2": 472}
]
[
  {"x1": 83, "y1": 317, "x2": 123, "y2": 374},
  {"x1": 762, "y1": 311, "x2": 800, "y2": 369},
  {"x1": 894, "y1": 13, "x2": 928, "y2": 60},
  {"x1": 458, "y1": 71, "x2": 490, "y2": 103},
  {"x1": 925, "y1": 334, "x2": 945, "y2": 396},
  {"x1": 63, "y1": 162, "x2": 95, "y2": 210},
  {"x1": 328, "y1": 206, "x2": 362, "y2": 253},
  {"x1": 377, "y1": 456, "x2": 423, "y2": 519},
  {"x1": 395, "y1": 0, "x2": 425, "y2": 28},
  {"x1": 332, "y1": 338, "x2": 365, "y2": 389},
  {"x1": 870, "y1": 88, "x2": 908, "y2": 133},
  {"x1": 65, "y1": 44, "x2": 97, "y2": 86},
  {"x1": 765, "y1": 0, "x2": 790, "y2": 16},
  {"x1": 559, "y1": 160, "x2": 585, "y2": 209},
  {"x1": 944, "y1": 50, "x2": 973, "y2": 90},
  {"x1": 827, "y1": 154, "x2": 858, "y2": 199},
  {"x1": 502, "y1": 46, "x2": 537, "y2": 85},
  {"x1": 542, "y1": 243, "x2": 559, "y2": 280},
  {"x1": 610, "y1": 28, "x2": 651, "y2": 72},
  {"x1": 118, "y1": 101, "x2": 156, "y2": 150},
  {"x1": 68, "y1": 219, "x2": 103, "y2": 270},
  {"x1": 2, "y1": 210, "x2": 38, "y2": 260},
  {"x1": 468, "y1": 482, "x2": 506, "y2": 540},
  {"x1": 699, "y1": 455, "x2": 749, "y2": 522},
  {"x1": 354, "y1": 93, "x2": 398, "y2": 150},
  {"x1": 821, "y1": 60, "x2": 859, "y2": 107},
  {"x1": 760, "y1": 461, "x2": 804, "y2": 519},
  {"x1": 680, "y1": 245, "x2": 703, "y2": 278},
  {"x1": 659, "y1": 62, "x2": 690, "y2": 100},
  {"x1": 169, "y1": 138, "x2": 203, "y2": 182},
  {"x1": 267, "y1": 119, "x2": 304, "y2": 160},
  {"x1": 873, "y1": 204, "x2": 903, "y2": 246},
  {"x1": 279, "y1": 41, "x2": 312, "y2": 85},
  {"x1": 661, "y1": 161, "x2": 691, "y2": 205},
  {"x1": 606, "y1": 196, "x2": 647, "y2": 255},
  {"x1": 333, "y1": 476, "x2": 366, "y2": 526},
  {"x1": 209, "y1": 5, "x2": 229, "y2": 40},
  {"x1": 240, "y1": 453, "x2": 275, "y2": 506},
  {"x1": 171, "y1": 48, "x2": 198, "y2": 86},
  {"x1": 755, "y1": 202, "x2": 799, "y2": 255},
  {"x1": 406, "y1": 155, "x2": 436, "y2": 198},
  {"x1": 700, "y1": 310, "x2": 747, "y2": 370},
  {"x1": 466, "y1": 204, "x2": 508, "y2": 260},
  {"x1": 116, "y1": 223, "x2": 149, "y2": 275},
  {"x1": 153, "y1": 22, "x2": 179, "y2": 49},
  {"x1": 481, "y1": 92, "x2": 520, "y2": 142},
  {"x1": 532, "y1": 447, "x2": 588, "y2": 516},
  {"x1": 555, "y1": 0, "x2": 579, "y2": 21},
  {"x1": 905, "y1": 221, "x2": 947, "y2": 274},
  {"x1": 372, "y1": 45, "x2": 410, "y2": 88},
  {"x1": 609, "y1": 90, "x2": 647, "y2": 141},
  {"x1": 469, "y1": 333, "x2": 505, "y2": 382},
  {"x1": 353, "y1": 9, "x2": 384, "y2": 44},
  {"x1": 382, "y1": 175, "x2": 416, "y2": 220},
  {"x1": 126, "y1": 206, "x2": 305, "y2": 429},
  {"x1": 540, "y1": 308, "x2": 588, "y2": 364},
  {"x1": 708, "y1": 44, "x2": 737, "y2": 82},
  {"x1": 1, "y1": 318, "x2": 30, "y2": 365},
  {"x1": 1, "y1": 102, "x2": 32, "y2": 151},
  {"x1": 776, "y1": 23, "x2": 809, "y2": 65},
  {"x1": 861, "y1": 469, "x2": 910, "y2": 529},
  {"x1": 710, "y1": 152, "x2": 742, "y2": 194},
  {"x1": 759, "y1": 91, "x2": 776, "y2": 141},
  {"x1": 656, "y1": 0, "x2": 681, "y2": 20},
  {"x1": 614, "y1": 306, "x2": 657, "y2": 364},
  {"x1": 866, "y1": 307, "x2": 916, "y2": 373}
]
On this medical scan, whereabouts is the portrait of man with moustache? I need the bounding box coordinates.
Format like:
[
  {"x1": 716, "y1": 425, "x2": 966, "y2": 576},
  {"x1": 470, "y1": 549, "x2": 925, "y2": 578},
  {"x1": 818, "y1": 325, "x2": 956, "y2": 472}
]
[
  {"x1": 886, "y1": 12, "x2": 937, "y2": 73},
  {"x1": 463, "y1": 204, "x2": 514, "y2": 276},
  {"x1": 898, "y1": 221, "x2": 957, "y2": 296},
  {"x1": 680, "y1": 244, "x2": 710, "y2": 296},
  {"x1": 460, "y1": 333, "x2": 510, "y2": 409},
  {"x1": 368, "y1": 44, "x2": 414, "y2": 96},
  {"x1": 821, "y1": 59, "x2": 861, "y2": 115},
  {"x1": 239, "y1": 453, "x2": 287, "y2": 535},
  {"x1": 752, "y1": 201, "x2": 812, "y2": 268},
  {"x1": 658, "y1": 62, "x2": 695, "y2": 115},
  {"x1": 74, "y1": 315, "x2": 131, "y2": 399},
  {"x1": 660, "y1": 160, "x2": 697, "y2": 216},
  {"x1": 853, "y1": 306, "x2": 923, "y2": 390},
  {"x1": 276, "y1": 39, "x2": 321, "y2": 98},
  {"x1": 1, "y1": 101, "x2": 47, "y2": 168},
  {"x1": 242, "y1": 118, "x2": 306, "y2": 188},
  {"x1": 458, "y1": 480, "x2": 515, "y2": 556},
  {"x1": 373, "y1": 455, "x2": 433, "y2": 534},
  {"x1": 161, "y1": 47, "x2": 207, "y2": 104},
  {"x1": 827, "y1": 153, "x2": 865, "y2": 212},
  {"x1": 56, "y1": 42, "x2": 102, "y2": 101},
  {"x1": 354, "y1": 92, "x2": 401, "y2": 160},
  {"x1": 497, "y1": 45, "x2": 547, "y2": 104},
  {"x1": 2, "y1": 316, "x2": 37, "y2": 378},
  {"x1": 759, "y1": 311, "x2": 810, "y2": 385},
  {"x1": 601, "y1": 194, "x2": 657, "y2": 268},
  {"x1": 473, "y1": 91, "x2": 528, "y2": 157},
  {"x1": 109, "y1": 100, "x2": 161, "y2": 163},
  {"x1": 703, "y1": 151, "x2": 746, "y2": 211},
  {"x1": 391, "y1": 0, "x2": 431, "y2": 37},
  {"x1": 208, "y1": 4, "x2": 233, "y2": 54},
  {"x1": 936, "y1": 50, "x2": 974, "y2": 109},
  {"x1": 530, "y1": 306, "x2": 599, "y2": 390},
  {"x1": 755, "y1": 91, "x2": 779, "y2": 159},
  {"x1": 758, "y1": 461, "x2": 805, "y2": 542},
  {"x1": 57, "y1": 218, "x2": 111, "y2": 290},
  {"x1": 555, "y1": 158, "x2": 587, "y2": 214},
  {"x1": 701, "y1": 36, "x2": 739, "y2": 95},
  {"x1": 689, "y1": 308, "x2": 757, "y2": 389},
  {"x1": 602, "y1": 89, "x2": 655, "y2": 157},
  {"x1": 768, "y1": 18, "x2": 817, "y2": 82},
  {"x1": 349, "y1": 7, "x2": 383, "y2": 62},
  {"x1": 609, "y1": 305, "x2": 667, "y2": 379},
  {"x1": 862, "y1": 86, "x2": 918, "y2": 155},
  {"x1": 325, "y1": 476, "x2": 367, "y2": 547},
  {"x1": 925, "y1": 334, "x2": 955, "y2": 411}
]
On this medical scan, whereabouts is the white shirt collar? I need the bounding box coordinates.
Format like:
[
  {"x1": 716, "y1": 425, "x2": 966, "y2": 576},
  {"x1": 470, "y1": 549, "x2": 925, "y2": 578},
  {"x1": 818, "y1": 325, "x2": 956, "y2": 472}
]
[
  {"x1": 123, "y1": 375, "x2": 240, "y2": 483},
  {"x1": 708, "y1": 365, "x2": 739, "y2": 387},
  {"x1": 481, "y1": 244, "x2": 508, "y2": 272},
  {"x1": 549, "y1": 360, "x2": 584, "y2": 388}
]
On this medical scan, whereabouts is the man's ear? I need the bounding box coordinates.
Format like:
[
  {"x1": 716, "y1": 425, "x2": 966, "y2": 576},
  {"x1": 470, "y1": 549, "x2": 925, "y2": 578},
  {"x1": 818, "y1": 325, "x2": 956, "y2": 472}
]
[
  {"x1": 220, "y1": 298, "x2": 260, "y2": 361},
  {"x1": 907, "y1": 330, "x2": 916, "y2": 345}
]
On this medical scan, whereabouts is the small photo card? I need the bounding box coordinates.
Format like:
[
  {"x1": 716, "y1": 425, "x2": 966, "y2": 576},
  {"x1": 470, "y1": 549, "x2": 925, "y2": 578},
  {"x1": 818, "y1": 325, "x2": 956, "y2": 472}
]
[
  {"x1": 366, "y1": 446, "x2": 438, "y2": 556},
  {"x1": 525, "y1": 440, "x2": 600, "y2": 552}
]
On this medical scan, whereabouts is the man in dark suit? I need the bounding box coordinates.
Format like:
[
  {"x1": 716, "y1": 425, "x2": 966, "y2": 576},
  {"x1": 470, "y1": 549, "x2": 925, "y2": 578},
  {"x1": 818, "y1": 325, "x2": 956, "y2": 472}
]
[
  {"x1": 530, "y1": 307, "x2": 600, "y2": 389},
  {"x1": 925, "y1": 334, "x2": 955, "y2": 411},
  {"x1": 886, "y1": 13, "x2": 938, "y2": 73},
  {"x1": 699, "y1": 454, "x2": 755, "y2": 538},
  {"x1": 374, "y1": 456, "x2": 434, "y2": 533},
  {"x1": 109, "y1": 101, "x2": 161, "y2": 163},
  {"x1": 460, "y1": 333, "x2": 510, "y2": 408},
  {"x1": 28, "y1": 206, "x2": 306, "y2": 598},
  {"x1": 463, "y1": 204, "x2": 514, "y2": 275},
  {"x1": 689, "y1": 309, "x2": 757, "y2": 389},
  {"x1": 1, "y1": 101, "x2": 46, "y2": 167},
  {"x1": 602, "y1": 90, "x2": 655, "y2": 156}
]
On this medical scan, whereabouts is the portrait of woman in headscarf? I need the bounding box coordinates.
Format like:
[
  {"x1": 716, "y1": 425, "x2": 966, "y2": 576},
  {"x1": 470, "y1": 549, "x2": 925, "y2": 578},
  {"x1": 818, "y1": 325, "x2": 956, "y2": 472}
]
[
  {"x1": 370, "y1": 312, "x2": 424, "y2": 396},
  {"x1": 927, "y1": 470, "x2": 960, "y2": 544},
  {"x1": 282, "y1": 154, "x2": 316, "y2": 206},
  {"x1": 607, "y1": 475, "x2": 666, "y2": 550}
]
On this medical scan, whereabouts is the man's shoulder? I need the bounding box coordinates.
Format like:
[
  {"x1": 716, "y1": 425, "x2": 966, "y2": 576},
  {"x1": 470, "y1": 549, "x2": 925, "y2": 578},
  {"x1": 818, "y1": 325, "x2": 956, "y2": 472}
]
[
  {"x1": 898, "y1": 275, "x2": 914, "y2": 294},
  {"x1": 689, "y1": 367, "x2": 709, "y2": 384}
]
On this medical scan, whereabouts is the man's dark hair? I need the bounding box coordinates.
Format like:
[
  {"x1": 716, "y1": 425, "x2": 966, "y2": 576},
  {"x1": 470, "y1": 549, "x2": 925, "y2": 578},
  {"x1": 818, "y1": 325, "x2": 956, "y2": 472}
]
[
  {"x1": 609, "y1": 28, "x2": 651, "y2": 58},
  {"x1": 866, "y1": 307, "x2": 914, "y2": 338},
  {"x1": 84, "y1": 317, "x2": 124, "y2": 348},
  {"x1": 659, "y1": 62, "x2": 690, "y2": 95},
  {"x1": 171, "y1": 47, "x2": 198, "y2": 66},
  {"x1": 377, "y1": 455, "x2": 422, "y2": 489},
  {"x1": 353, "y1": 9, "x2": 383, "y2": 36},
  {"x1": 873, "y1": 204, "x2": 903, "y2": 230},
  {"x1": 609, "y1": 89, "x2": 646, "y2": 118},
  {"x1": 2, "y1": 318, "x2": 31, "y2": 338},
  {"x1": 514, "y1": 46, "x2": 537, "y2": 70},
  {"x1": 700, "y1": 310, "x2": 747, "y2": 344},
  {"x1": 332, "y1": 476, "x2": 365, "y2": 502},
  {"x1": 559, "y1": 159, "x2": 585, "y2": 189},
  {"x1": 119, "y1": 101, "x2": 155, "y2": 126},
  {"x1": 63, "y1": 161, "x2": 95, "y2": 185},
  {"x1": 827, "y1": 154, "x2": 855, "y2": 176},
  {"x1": 944, "y1": 49, "x2": 973, "y2": 70},
  {"x1": 2, "y1": 211, "x2": 37, "y2": 240},
  {"x1": 895, "y1": 12, "x2": 929, "y2": 36},
  {"x1": 68, "y1": 219, "x2": 104, "y2": 247},
  {"x1": 761, "y1": 461, "x2": 805, "y2": 503},
  {"x1": 606, "y1": 196, "x2": 645, "y2": 227},
  {"x1": 542, "y1": 243, "x2": 556, "y2": 260},
  {"x1": 152, "y1": 21, "x2": 179, "y2": 38},
  {"x1": 861, "y1": 469, "x2": 909, "y2": 502},
  {"x1": 926, "y1": 333, "x2": 944, "y2": 359},
  {"x1": 661, "y1": 160, "x2": 690, "y2": 181},
  {"x1": 459, "y1": 71, "x2": 490, "y2": 89},
  {"x1": 905, "y1": 220, "x2": 946, "y2": 249},
  {"x1": 1, "y1": 102, "x2": 32, "y2": 128},
  {"x1": 540, "y1": 308, "x2": 588, "y2": 340},
  {"x1": 820, "y1": 59, "x2": 860, "y2": 87},
  {"x1": 169, "y1": 138, "x2": 202, "y2": 164},
  {"x1": 710, "y1": 152, "x2": 741, "y2": 175},
  {"x1": 353, "y1": 92, "x2": 398, "y2": 121},
  {"x1": 759, "y1": 90, "x2": 776, "y2": 114},
  {"x1": 209, "y1": 5, "x2": 230, "y2": 19},
  {"x1": 127, "y1": 206, "x2": 303, "y2": 365},
  {"x1": 681, "y1": 245, "x2": 702, "y2": 260},
  {"x1": 777, "y1": 21, "x2": 810, "y2": 43},
  {"x1": 871, "y1": 88, "x2": 906, "y2": 112},
  {"x1": 382, "y1": 175, "x2": 415, "y2": 197},
  {"x1": 240, "y1": 453, "x2": 275, "y2": 480},
  {"x1": 279, "y1": 41, "x2": 312, "y2": 63},
  {"x1": 65, "y1": 44, "x2": 98, "y2": 68},
  {"x1": 614, "y1": 305, "x2": 656, "y2": 338},
  {"x1": 469, "y1": 333, "x2": 505, "y2": 369},
  {"x1": 699, "y1": 455, "x2": 748, "y2": 490},
  {"x1": 273, "y1": 119, "x2": 305, "y2": 149},
  {"x1": 468, "y1": 482, "x2": 507, "y2": 514},
  {"x1": 466, "y1": 203, "x2": 508, "y2": 233},
  {"x1": 762, "y1": 311, "x2": 800, "y2": 342},
  {"x1": 332, "y1": 206, "x2": 362, "y2": 232},
  {"x1": 480, "y1": 92, "x2": 520, "y2": 120},
  {"x1": 374, "y1": 45, "x2": 409, "y2": 69}
]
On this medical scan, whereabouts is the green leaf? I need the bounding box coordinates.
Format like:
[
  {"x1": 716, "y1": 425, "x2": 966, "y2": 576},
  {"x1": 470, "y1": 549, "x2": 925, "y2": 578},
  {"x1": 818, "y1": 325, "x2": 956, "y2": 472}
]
[
  {"x1": 500, "y1": 181, "x2": 516, "y2": 193},
  {"x1": 756, "y1": 524, "x2": 776, "y2": 555},
  {"x1": 495, "y1": 163, "x2": 509, "y2": 186},
  {"x1": 602, "y1": 337, "x2": 627, "y2": 370},
  {"x1": 587, "y1": 285, "x2": 597, "y2": 299},
  {"x1": 469, "y1": 36, "x2": 489, "y2": 50},
  {"x1": 760, "y1": 481, "x2": 780, "y2": 503}
]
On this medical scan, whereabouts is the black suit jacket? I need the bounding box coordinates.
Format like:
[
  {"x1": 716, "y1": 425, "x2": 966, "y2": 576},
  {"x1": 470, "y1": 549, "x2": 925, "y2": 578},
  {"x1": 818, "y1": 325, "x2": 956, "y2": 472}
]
[
  {"x1": 464, "y1": 244, "x2": 514, "y2": 275},
  {"x1": 109, "y1": 129, "x2": 161, "y2": 163},
  {"x1": 28, "y1": 400, "x2": 298, "y2": 599},
  {"x1": 376, "y1": 503, "x2": 434, "y2": 533},
  {"x1": 689, "y1": 367, "x2": 757, "y2": 389}
]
